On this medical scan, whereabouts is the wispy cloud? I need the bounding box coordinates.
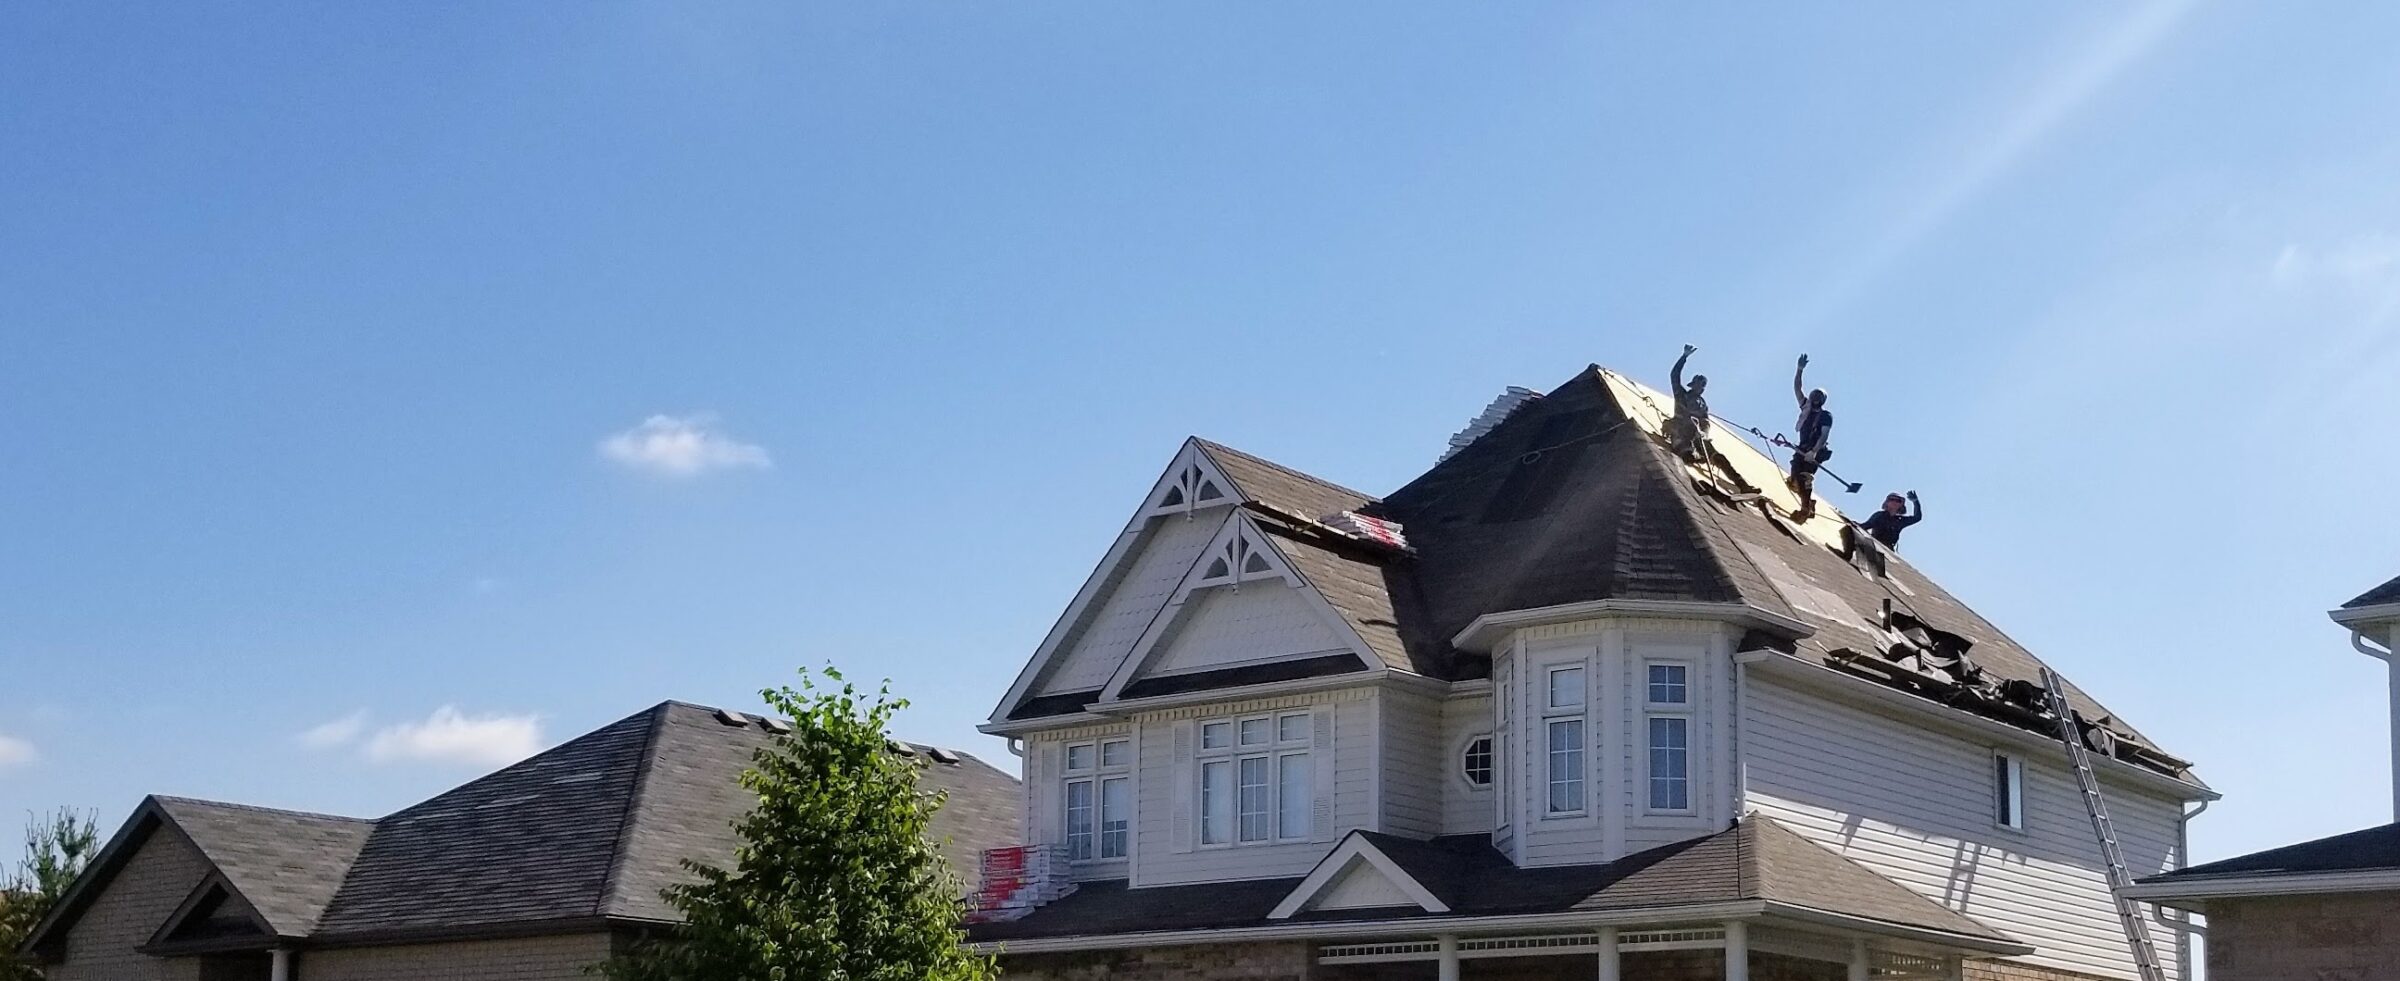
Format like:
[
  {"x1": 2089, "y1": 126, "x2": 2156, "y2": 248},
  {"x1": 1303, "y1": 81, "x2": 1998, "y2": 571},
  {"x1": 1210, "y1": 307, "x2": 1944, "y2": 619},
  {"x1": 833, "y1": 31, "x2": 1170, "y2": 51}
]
[
  {"x1": 1750, "y1": 0, "x2": 2198, "y2": 360},
  {"x1": 298, "y1": 710, "x2": 370, "y2": 750},
  {"x1": 362, "y1": 707, "x2": 544, "y2": 767},
  {"x1": 0, "y1": 733, "x2": 36, "y2": 769},
  {"x1": 599, "y1": 413, "x2": 772, "y2": 478}
]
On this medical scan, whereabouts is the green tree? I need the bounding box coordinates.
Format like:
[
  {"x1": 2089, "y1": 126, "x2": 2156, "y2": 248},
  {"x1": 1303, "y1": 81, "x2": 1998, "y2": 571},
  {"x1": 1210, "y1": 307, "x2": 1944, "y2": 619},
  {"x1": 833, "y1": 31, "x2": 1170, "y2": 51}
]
[
  {"x1": 600, "y1": 670, "x2": 998, "y2": 981},
  {"x1": 2, "y1": 808, "x2": 100, "y2": 981}
]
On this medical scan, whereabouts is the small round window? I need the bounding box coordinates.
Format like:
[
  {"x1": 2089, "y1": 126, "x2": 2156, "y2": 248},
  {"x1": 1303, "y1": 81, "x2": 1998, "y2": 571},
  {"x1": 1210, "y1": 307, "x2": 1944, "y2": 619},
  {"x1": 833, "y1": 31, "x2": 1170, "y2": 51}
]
[{"x1": 1461, "y1": 735, "x2": 1493, "y2": 787}]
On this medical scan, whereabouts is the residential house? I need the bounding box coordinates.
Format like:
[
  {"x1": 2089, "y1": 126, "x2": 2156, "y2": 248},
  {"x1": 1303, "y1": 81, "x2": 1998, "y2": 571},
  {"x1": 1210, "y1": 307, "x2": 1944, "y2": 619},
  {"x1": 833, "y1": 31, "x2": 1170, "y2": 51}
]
[
  {"x1": 17, "y1": 700, "x2": 1021, "y2": 981},
  {"x1": 970, "y1": 364, "x2": 2214, "y2": 981},
  {"x1": 2126, "y1": 574, "x2": 2400, "y2": 980}
]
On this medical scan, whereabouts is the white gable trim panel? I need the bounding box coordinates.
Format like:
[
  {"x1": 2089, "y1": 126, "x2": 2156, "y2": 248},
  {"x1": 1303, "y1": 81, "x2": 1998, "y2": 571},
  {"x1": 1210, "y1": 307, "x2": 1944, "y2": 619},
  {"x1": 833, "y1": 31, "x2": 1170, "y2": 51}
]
[
  {"x1": 1268, "y1": 833, "x2": 1450, "y2": 919},
  {"x1": 1100, "y1": 512, "x2": 1385, "y2": 701},
  {"x1": 988, "y1": 438, "x2": 1247, "y2": 726}
]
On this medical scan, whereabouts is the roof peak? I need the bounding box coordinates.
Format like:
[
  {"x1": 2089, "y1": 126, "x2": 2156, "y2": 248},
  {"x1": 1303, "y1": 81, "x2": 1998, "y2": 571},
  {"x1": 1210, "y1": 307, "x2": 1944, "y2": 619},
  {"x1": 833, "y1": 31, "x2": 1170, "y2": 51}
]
[{"x1": 152, "y1": 795, "x2": 372, "y2": 824}]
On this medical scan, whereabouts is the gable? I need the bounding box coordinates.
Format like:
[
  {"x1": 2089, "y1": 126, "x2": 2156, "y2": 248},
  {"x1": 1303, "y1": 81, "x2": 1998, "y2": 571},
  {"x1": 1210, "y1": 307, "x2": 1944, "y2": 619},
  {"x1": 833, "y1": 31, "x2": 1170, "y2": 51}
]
[
  {"x1": 1105, "y1": 513, "x2": 1382, "y2": 698},
  {"x1": 24, "y1": 811, "x2": 215, "y2": 966},
  {"x1": 151, "y1": 875, "x2": 273, "y2": 950},
  {"x1": 1031, "y1": 509, "x2": 1230, "y2": 696}
]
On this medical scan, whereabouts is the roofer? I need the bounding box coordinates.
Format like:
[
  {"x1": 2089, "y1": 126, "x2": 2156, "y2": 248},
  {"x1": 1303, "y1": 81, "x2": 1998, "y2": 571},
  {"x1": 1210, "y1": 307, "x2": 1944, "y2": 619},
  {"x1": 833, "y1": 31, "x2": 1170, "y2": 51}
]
[
  {"x1": 1666, "y1": 344, "x2": 1711, "y2": 463},
  {"x1": 1858, "y1": 491, "x2": 1922, "y2": 548},
  {"x1": 1786, "y1": 354, "x2": 1833, "y2": 521}
]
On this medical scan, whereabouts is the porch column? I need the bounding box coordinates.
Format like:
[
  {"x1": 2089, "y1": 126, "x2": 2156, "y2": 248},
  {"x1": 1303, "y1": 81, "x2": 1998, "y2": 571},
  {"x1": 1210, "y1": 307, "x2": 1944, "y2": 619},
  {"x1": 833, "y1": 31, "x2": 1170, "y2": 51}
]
[
  {"x1": 1437, "y1": 934, "x2": 1460, "y2": 981},
  {"x1": 1723, "y1": 921, "x2": 1749, "y2": 981},
  {"x1": 1846, "y1": 938, "x2": 1869, "y2": 981},
  {"x1": 1943, "y1": 955, "x2": 1965, "y2": 981},
  {"x1": 1595, "y1": 927, "x2": 1619, "y2": 981},
  {"x1": 271, "y1": 948, "x2": 292, "y2": 981}
]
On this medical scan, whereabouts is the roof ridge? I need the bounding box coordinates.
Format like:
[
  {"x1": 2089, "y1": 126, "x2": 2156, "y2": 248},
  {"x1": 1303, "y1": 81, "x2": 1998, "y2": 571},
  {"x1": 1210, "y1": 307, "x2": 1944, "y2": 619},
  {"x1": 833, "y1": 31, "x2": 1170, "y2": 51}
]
[
  {"x1": 153, "y1": 795, "x2": 374, "y2": 824},
  {"x1": 1192, "y1": 437, "x2": 1380, "y2": 507},
  {"x1": 596, "y1": 701, "x2": 675, "y2": 919}
]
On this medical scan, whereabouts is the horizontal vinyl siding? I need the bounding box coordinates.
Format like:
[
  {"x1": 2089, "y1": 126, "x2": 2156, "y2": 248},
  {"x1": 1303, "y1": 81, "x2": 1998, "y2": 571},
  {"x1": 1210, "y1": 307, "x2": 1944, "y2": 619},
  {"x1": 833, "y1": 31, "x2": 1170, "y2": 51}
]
[
  {"x1": 1149, "y1": 583, "x2": 1347, "y2": 676},
  {"x1": 1743, "y1": 677, "x2": 2184, "y2": 980},
  {"x1": 1381, "y1": 690, "x2": 1444, "y2": 838},
  {"x1": 1134, "y1": 693, "x2": 1371, "y2": 886},
  {"x1": 1442, "y1": 693, "x2": 1496, "y2": 835}
]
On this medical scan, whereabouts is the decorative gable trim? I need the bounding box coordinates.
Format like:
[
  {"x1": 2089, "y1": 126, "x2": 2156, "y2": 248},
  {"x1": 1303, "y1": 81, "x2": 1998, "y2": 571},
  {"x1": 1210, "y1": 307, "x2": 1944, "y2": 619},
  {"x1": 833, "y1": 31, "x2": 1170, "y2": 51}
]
[
  {"x1": 988, "y1": 438, "x2": 1252, "y2": 728},
  {"x1": 1098, "y1": 512, "x2": 1385, "y2": 701},
  {"x1": 1267, "y1": 833, "x2": 1450, "y2": 919}
]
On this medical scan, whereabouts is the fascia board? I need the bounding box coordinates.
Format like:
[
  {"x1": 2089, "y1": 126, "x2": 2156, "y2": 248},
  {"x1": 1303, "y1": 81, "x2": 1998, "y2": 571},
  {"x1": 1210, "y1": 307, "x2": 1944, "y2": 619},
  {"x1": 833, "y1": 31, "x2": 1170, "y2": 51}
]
[{"x1": 1452, "y1": 599, "x2": 1813, "y2": 654}]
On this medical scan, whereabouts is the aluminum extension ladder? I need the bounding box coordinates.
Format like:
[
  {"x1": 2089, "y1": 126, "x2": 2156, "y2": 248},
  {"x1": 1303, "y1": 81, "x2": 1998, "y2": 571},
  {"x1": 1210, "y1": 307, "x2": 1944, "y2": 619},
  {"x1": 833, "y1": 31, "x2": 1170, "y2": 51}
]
[{"x1": 2039, "y1": 667, "x2": 2168, "y2": 981}]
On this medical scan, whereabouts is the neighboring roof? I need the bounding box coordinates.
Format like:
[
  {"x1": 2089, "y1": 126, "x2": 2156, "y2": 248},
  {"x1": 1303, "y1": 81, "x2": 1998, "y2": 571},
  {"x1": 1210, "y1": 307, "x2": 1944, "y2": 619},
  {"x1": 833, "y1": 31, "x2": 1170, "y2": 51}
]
[
  {"x1": 972, "y1": 816, "x2": 2010, "y2": 946},
  {"x1": 150, "y1": 798, "x2": 375, "y2": 937},
  {"x1": 2139, "y1": 821, "x2": 2400, "y2": 884},
  {"x1": 24, "y1": 701, "x2": 1020, "y2": 955},
  {"x1": 2345, "y1": 574, "x2": 2400, "y2": 610}
]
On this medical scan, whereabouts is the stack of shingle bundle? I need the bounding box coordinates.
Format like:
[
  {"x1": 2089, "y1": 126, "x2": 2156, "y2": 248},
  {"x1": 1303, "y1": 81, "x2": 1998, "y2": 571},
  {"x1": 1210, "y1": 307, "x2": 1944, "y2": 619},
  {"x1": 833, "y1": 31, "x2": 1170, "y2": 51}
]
[{"x1": 968, "y1": 844, "x2": 1076, "y2": 922}]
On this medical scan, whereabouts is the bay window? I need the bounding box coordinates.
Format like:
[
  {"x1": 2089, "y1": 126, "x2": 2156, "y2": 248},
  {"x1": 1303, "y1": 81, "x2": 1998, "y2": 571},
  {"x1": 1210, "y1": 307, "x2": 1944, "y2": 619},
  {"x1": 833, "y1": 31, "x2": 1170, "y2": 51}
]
[
  {"x1": 1645, "y1": 662, "x2": 1692, "y2": 813},
  {"x1": 1544, "y1": 664, "x2": 1587, "y2": 815}
]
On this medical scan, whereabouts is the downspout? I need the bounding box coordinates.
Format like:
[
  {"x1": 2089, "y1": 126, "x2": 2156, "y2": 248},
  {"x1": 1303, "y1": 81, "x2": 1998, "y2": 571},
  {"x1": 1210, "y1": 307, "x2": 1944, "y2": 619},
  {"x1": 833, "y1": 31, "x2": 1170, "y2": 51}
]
[
  {"x1": 2351, "y1": 629, "x2": 2397, "y2": 821},
  {"x1": 2151, "y1": 798, "x2": 2211, "y2": 981}
]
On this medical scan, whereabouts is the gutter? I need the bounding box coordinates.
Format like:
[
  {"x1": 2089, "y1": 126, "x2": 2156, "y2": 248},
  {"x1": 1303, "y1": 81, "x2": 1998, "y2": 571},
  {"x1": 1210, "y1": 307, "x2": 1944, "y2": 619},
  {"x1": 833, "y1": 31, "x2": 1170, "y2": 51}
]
[
  {"x1": 2122, "y1": 868, "x2": 2400, "y2": 906},
  {"x1": 1451, "y1": 599, "x2": 1813, "y2": 655},
  {"x1": 2329, "y1": 603, "x2": 2400, "y2": 630}
]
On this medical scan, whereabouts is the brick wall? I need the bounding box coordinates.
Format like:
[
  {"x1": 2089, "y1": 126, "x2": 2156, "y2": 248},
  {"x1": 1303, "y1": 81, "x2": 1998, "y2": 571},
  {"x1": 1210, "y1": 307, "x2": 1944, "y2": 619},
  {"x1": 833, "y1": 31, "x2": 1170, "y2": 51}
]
[
  {"x1": 1963, "y1": 959, "x2": 2122, "y2": 981},
  {"x1": 1002, "y1": 942, "x2": 1315, "y2": 981},
  {"x1": 47, "y1": 825, "x2": 212, "y2": 981},
  {"x1": 2203, "y1": 891, "x2": 2400, "y2": 981},
  {"x1": 298, "y1": 933, "x2": 616, "y2": 981},
  {"x1": 1006, "y1": 944, "x2": 1845, "y2": 981}
]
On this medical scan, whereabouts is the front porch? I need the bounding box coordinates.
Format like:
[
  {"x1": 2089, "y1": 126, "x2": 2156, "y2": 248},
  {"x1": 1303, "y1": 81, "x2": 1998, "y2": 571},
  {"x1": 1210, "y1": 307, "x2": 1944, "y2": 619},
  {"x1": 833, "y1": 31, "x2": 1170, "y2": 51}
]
[{"x1": 1313, "y1": 922, "x2": 1964, "y2": 981}]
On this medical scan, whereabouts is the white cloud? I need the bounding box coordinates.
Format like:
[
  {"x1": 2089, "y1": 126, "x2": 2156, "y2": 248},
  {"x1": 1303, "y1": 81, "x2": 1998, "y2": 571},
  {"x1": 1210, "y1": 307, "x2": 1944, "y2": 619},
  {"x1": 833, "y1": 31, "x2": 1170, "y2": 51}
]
[
  {"x1": 0, "y1": 734, "x2": 36, "y2": 769},
  {"x1": 2273, "y1": 233, "x2": 2400, "y2": 292},
  {"x1": 363, "y1": 707, "x2": 544, "y2": 767},
  {"x1": 599, "y1": 414, "x2": 772, "y2": 478},
  {"x1": 298, "y1": 710, "x2": 370, "y2": 750}
]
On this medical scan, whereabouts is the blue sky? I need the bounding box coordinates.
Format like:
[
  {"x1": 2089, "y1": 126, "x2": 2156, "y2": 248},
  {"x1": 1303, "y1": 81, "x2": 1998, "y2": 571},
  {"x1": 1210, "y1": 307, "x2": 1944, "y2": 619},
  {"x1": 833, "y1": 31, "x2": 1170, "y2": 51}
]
[{"x1": 4, "y1": 2, "x2": 2397, "y2": 873}]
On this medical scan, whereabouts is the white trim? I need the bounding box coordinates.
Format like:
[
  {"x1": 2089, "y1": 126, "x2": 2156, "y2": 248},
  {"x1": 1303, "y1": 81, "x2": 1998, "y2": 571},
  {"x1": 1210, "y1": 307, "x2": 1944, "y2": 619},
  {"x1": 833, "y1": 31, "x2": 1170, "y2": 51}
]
[
  {"x1": 1099, "y1": 512, "x2": 1386, "y2": 700},
  {"x1": 1267, "y1": 834, "x2": 1452, "y2": 919},
  {"x1": 987, "y1": 438, "x2": 1244, "y2": 726},
  {"x1": 1991, "y1": 751, "x2": 2026, "y2": 833},
  {"x1": 1452, "y1": 599, "x2": 1813, "y2": 654},
  {"x1": 2330, "y1": 602, "x2": 2400, "y2": 629},
  {"x1": 2123, "y1": 868, "x2": 2400, "y2": 903},
  {"x1": 971, "y1": 900, "x2": 2032, "y2": 957},
  {"x1": 1735, "y1": 649, "x2": 2216, "y2": 801}
]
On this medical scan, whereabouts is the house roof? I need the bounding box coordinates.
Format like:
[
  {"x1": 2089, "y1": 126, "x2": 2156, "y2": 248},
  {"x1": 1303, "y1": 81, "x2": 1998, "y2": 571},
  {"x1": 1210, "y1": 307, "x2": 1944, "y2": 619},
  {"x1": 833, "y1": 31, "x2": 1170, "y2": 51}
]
[
  {"x1": 150, "y1": 798, "x2": 375, "y2": 937},
  {"x1": 2345, "y1": 574, "x2": 2400, "y2": 610},
  {"x1": 23, "y1": 701, "x2": 1020, "y2": 956},
  {"x1": 1012, "y1": 364, "x2": 2194, "y2": 781},
  {"x1": 2137, "y1": 821, "x2": 2400, "y2": 884},
  {"x1": 970, "y1": 815, "x2": 2011, "y2": 946}
]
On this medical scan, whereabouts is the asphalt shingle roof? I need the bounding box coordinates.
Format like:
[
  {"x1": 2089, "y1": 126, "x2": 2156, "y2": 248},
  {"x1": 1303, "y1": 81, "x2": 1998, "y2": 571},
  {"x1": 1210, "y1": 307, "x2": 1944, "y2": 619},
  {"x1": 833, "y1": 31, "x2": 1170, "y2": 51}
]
[
  {"x1": 150, "y1": 798, "x2": 374, "y2": 937},
  {"x1": 971, "y1": 816, "x2": 2009, "y2": 944},
  {"x1": 2139, "y1": 821, "x2": 2400, "y2": 882},
  {"x1": 2346, "y1": 574, "x2": 2400, "y2": 610}
]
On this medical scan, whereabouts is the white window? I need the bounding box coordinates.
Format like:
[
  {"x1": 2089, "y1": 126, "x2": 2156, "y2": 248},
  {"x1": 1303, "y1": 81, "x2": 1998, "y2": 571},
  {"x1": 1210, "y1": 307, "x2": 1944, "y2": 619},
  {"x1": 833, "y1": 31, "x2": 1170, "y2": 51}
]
[
  {"x1": 1460, "y1": 735, "x2": 1493, "y2": 788},
  {"x1": 1063, "y1": 737, "x2": 1131, "y2": 860},
  {"x1": 1543, "y1": 664, "x2": 1588, "y2": 815},
  {"x1": 1995, "y1": 753, "x2": 2025, "y2": 830},
  {"x1": 1642, "y1": 661, "x2": 1694, "y2": 814},
  {"x1": 1196, "y1": 712, "x2": 1312, "y2": 847}
]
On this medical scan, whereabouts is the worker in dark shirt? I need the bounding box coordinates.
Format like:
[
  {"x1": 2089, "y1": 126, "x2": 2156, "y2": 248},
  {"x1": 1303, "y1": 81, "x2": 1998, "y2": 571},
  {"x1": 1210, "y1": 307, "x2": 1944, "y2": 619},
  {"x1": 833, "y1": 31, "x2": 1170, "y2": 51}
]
[
  {"x1": 1858, "y1": 491, "x2": 1922, "y2": 548},
  {"x1": 1667, "y1": 344, "x2": 1710, "y2": 463},
  {"x1": 1786, "y1": 354, "x2": 1833, "y2": 520}
]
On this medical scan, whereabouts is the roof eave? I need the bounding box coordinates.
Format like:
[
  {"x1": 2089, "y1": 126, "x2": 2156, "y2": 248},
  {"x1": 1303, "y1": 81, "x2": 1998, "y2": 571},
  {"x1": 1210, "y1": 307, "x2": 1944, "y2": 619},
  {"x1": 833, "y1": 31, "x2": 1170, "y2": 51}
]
[
  {"x1": 1756, "y1": 901, "x2": 2031, "y2": 957},
  {"x1": 1451, "y1": 599, "x2": 1813, "y2": 655},
  {"x1": 980, "y1": 711, "x2": 1115, "y2": 737},
  {"x1": 971, "y1": 900, "x2": 1770, "y2": 954},
  {"x1": 2124, "y1": 868, "x2": 2400, "y2": 907},
  {"x1": 2330, "y1": 603, "x2": 2400, "y2": 630}
]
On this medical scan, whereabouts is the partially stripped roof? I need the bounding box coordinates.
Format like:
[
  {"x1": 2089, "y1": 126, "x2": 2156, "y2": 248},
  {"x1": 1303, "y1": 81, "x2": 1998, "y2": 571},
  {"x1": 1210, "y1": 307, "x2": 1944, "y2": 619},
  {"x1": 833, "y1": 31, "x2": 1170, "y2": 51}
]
[{"x1": 1003, "y1": 363, "x2": 2197, "y2": 783}]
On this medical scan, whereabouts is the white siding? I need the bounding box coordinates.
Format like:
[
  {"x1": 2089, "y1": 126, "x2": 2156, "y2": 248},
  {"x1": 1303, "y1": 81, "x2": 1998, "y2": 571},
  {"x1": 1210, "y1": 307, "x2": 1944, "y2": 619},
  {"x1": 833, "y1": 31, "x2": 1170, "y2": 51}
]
[
  {"x1": 1441, "y1": 692, "x2": 1496, "y2": 834},
  {"x1": 1380, "y1": 690, "x2": 1444, "y2": 838},
  {"x1": 1034, "y1": 510, "x2": 1226, "y2": 695},
  {"x1": 1743, "y1": 676, "x2": 2186, "y2": 980},
  {"x1": 1020, "y1": 724, "x2": 1134, "y2": 883},
  {"x1": 1133, "y1": 690, "x2": 1376, "y2": 886},
  {"x1": 1147, "y1": 581, "x2": 1347, "y2": 677}
]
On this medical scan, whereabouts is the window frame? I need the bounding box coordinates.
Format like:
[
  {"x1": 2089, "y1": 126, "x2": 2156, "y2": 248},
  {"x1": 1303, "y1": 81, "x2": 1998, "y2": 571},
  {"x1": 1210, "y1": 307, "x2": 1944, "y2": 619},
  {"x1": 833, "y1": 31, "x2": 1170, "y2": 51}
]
[
  {"x1": 1194, "y1": 712, "x2": 1314, "y2": 848},
  {"x1": 1540, "y1": 663, "x2": 1589, "y2": 818},
  {"x1": 1642, "y1": 660, "x2": 1696, "y2": 816},
  {"x1": 1062, "y1": 736, "x2": 1133, "y2": 862},
  {"x1": 1458, "y1": 733, "x2": 1494, "y2": 790},
  {"x1": 1994, "y1": 751, "x2": 2027, "y2": 832}
]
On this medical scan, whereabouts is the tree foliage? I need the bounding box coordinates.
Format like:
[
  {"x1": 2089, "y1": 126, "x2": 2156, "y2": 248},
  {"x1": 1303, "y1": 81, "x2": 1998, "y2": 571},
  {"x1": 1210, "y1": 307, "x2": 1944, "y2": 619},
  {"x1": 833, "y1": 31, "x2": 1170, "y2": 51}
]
[
  {"x1": 600, "y1": 669, "x2": 997, "y2": 981},
  {"x1": 2, "y1": 808, "x2": 100, "y2": 981}
]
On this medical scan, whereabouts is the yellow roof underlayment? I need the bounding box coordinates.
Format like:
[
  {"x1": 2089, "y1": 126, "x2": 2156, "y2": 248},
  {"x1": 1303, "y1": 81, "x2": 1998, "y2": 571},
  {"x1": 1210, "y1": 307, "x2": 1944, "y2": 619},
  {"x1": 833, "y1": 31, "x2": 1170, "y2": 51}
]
[{"x1": 1596, "y1": 367, "x2": 1853, "y2": 553}]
